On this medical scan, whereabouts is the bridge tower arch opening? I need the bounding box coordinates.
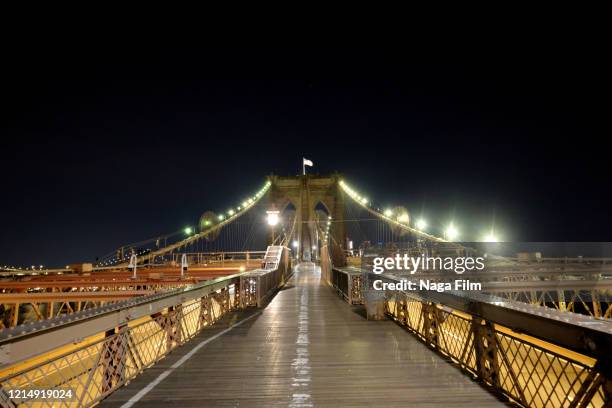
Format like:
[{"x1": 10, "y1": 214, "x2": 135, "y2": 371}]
[
  {"x1": 267, "y1": 173, "x2": 346, "y2": 265},
  {"x1": 311, "y1": 201, "x2": 331, "y2": 261}
]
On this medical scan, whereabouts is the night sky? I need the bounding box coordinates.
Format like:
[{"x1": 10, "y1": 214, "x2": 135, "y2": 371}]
[{"x1": 1, "y1": 48, "x2": 610, "y2": 267}]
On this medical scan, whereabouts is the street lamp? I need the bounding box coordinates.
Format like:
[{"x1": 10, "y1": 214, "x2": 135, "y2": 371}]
[
  {"x1": 267, "y1": 209, "x2": 280, "y2": 242},
  {"x1": 483, "y1": 232, "x2": 499, "y2": 242},
  {"x1": 416, "y1": 219, "x2": 427, "y2": 230},
  {"x1": 266, "y1": 210, "x2": 280, "y2": 226},
  {"x1": 445, "y1": 224, "x2": 459, "y2": 241}
]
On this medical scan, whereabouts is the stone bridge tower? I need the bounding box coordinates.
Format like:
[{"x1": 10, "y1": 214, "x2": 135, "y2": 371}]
[{"x1": 267, "y1": 173, "x2": 346, "y2": 266}]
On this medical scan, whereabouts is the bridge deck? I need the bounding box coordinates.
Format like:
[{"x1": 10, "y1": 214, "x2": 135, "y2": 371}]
[{"x1": 101, "y1": 263, "x2": 503, "y2": 407}]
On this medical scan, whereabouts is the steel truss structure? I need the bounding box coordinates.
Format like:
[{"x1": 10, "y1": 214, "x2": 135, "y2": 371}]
[{"x1": 0, "y1": 247, "x2": 291, "y2": 408}]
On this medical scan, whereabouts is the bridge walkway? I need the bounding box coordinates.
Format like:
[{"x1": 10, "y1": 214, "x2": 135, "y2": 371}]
[{"x1": 100, "y1": 262, "x2": 503, "y2": 407}]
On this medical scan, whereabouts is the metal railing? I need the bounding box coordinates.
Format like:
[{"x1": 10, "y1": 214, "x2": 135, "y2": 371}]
[
  {"x1": 241, "y1": 246, "x2": 292, "y2": 307},
  {"x1": 328, "y1": 268, "x2": 612, "y2": 407},
  {"x1": 0, "y1": 247, "x2": 291, "y2": 408},
  {"x1": 166, "y1": 251, "x2": 266, "y2": 267},
  {"x1": 384, "y1": 291, "x2": 610, "y2": 407},
  {"x1": 329, "y1": 262, "x2": 612, "y2": 319},
  {"x1": 330, "y1": 267, "x2": 362, "y2": 305},
  {"x1": 0, "y1": 251, "x2": 267, "y2": 278}
]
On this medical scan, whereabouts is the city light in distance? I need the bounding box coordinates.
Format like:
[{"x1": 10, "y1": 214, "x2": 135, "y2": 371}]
[{"x1": 415, "y1": 219, "x2": 427, "y2": 230}]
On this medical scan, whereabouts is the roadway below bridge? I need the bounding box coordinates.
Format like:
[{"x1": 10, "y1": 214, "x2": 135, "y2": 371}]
[{"x1": 100, "y1": 263, "x2": 503, "y2": 407}]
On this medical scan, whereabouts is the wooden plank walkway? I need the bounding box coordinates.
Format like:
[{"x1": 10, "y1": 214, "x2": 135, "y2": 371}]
[{"x1": 101, "y1": 263, "x2": 504, "y2": 407}]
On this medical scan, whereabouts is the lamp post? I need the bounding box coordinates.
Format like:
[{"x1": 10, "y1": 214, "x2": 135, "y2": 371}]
[{"x1": 266, "y1": 209, "x2": 280, "y2": 243}]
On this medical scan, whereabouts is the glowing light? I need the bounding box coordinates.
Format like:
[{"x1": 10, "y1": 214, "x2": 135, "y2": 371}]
[
  {"x1": 384, "y1": 209, "x2": 393, "y2": 217},
  {"x1": 445, "y1": 224, "x2": 459, "y2": 241},
  {"x1": 239, "y1": 266, "x2": 246, "y2": 272},
  {"x1": 204, "y1": 220, "x2": 211, "y2": 226},
  {"x1": 397, "y1": 213, "x2": 409, "y2": 223},
  {"x1": 228, "y1": 209, "x2": 235, "y2": 216},
  {"x1": 218, "y1": 215, "x2": 225, "y2": 221},
  {"x1": 361, "y1": 197, "x2": 368, "y2": 204},
  {"x1": 292, "y1": 240, "x2": 299, "y2": 248},
  {"x1": 416, "y1": 219, "x2": 427, "y2": 230},
  {"x1": 483, "y1": 233, "x2": 499, "y2": 242},
  {"x1": 242, "y1": 201, "x2": 248, "y2": 207},
  {"x1": 266, "y1": 210, "x2": 280, "y2": 226}
]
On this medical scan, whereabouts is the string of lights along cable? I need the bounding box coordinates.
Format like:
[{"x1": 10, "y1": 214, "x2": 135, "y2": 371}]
[{"x1": 338, "y1": 180, "x2": 500, "y2": 243}]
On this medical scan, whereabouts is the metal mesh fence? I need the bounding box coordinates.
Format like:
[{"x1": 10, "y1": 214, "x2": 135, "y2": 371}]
[{"x1": 385, "y1": 293, "x2": 607, "y2": 407}]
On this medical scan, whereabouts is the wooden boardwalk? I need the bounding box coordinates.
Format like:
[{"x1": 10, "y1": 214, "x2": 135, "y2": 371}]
[{"x1": 101, "y1": 263, "x2": 504, "y2": 407}]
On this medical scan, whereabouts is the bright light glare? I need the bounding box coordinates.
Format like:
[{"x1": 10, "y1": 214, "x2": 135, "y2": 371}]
[
  {"x1": 267, "y1": 212, "x2": 279, "y2": 226},
  {"x1": 292, "y1": 240, "x2": 299, "y2": 248},
  {"x1": 416, "y1": 219, "x2": 427, "y2": 230},
  {"x1": 483, "y1": 233, "x2": 499, "y2": 242},
  {"x1": 184, "y1": 227, "x2": 193, "y2": 235},
  {"x1": 384, "y1": 209, "x2": 393, "y2": 217},
  {"x1": 445, "y1": 225, "x2": 459, "y2": 241},
  {"x1": 397, "y1": 213, "x2": 409, "y2": 223}
]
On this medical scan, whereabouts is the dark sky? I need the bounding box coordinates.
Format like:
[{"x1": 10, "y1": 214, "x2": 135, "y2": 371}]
[{"x1": 1, "y1": 47, "x2": 610, "y2": 267}]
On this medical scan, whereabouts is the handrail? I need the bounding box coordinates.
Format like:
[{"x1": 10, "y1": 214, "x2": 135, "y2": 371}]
[
  {"x1": 330, "y1": 266, "x2": 612, "y2": 407},
  {"x1": 0, "y1": 273, "x2": 245, "y2": 368},
  {"x1": 338, "y1": 269, "x2": 612, "y2": 358}
]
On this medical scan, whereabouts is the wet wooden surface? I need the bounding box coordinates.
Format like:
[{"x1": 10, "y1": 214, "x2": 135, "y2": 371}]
[{"x1": 101, "y1": 263, "x2": 504, "y2": 407}]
